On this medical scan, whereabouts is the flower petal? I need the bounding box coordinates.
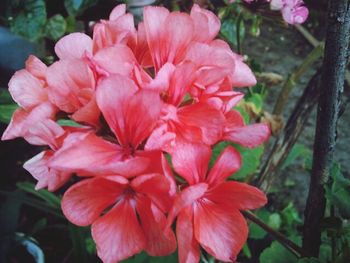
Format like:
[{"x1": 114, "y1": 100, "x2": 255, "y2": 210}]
[
  {"x1": 205, "y1": 181, "x2": 267, "y2": 211},
  {"x1": 92, "y1": 200, "x2": 146, "y2": 263},
  {"x1": 176, "y1": 207, "x2": 200, "y2": 263},
  {"x1": 193, "y1": 202, "x2": 248, "y2": 262},
  {"x1": 25, "y1": 55, "x2": 47, "y2": 80},
  {"x1": 55, "y1": 33, "x2": 92, "y2": 59},
  {"x1": 231, "y1": 59, "x2": 257, "y2": 87},
  {"x1": 62, "y1": 177, "x2": 127, "y2": 226},
  {"x1": 136, "y1": 197, "x2": 177, "y2": 256},
  {"x1": 23, "y1": 150, "x2": 71, "y2": 192},
  {"x1": 206, "y1": 146, "x2": 242, "y2": 186},
  {"x1": 171, "y1": 141, "x2": 211, "y2": 184},
  {"x1": 8, "y1": 69, "x2": 47, "y2": 109},
  {"x1": 109, "y1": 4, "x2": 126, "y2": 20}
]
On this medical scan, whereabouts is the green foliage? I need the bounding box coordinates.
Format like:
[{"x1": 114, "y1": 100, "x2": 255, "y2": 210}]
[
  {"x1": 122, "y1": 251, "x2": 178, "y2": 263},
  {"x1": 235, "y1": 144, "x2": 264, "y2": 180},
  {"x1": 45, "y1": 14, "x2": 67, "y2": 40},
  {"x1": 64, "y1": 0, "x2": 98, "y2": 16},
  {"x1": 57, "y1": 119, "x2": 83, "y2": 127},
  {"x1": 69, "y1": 224, "x2": 95, "y2": 262},
  {"x1": 282, "y1": 144, "x2": 312, "y2": 170},
  {"x1": 260, "y1": 239, "x2": 299, "y2": 263},
  {"x1": 325, "y1": 164, "x2": 350, "y2": 219},
  {"x1": 0, "y1": 89, "x2": 17, "y2": 124},
  {"x1": 9, "y1": 0, "x2": 47, "y2": 42}
]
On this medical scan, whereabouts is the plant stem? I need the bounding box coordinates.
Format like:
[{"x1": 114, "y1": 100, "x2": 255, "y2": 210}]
[
  {"x1": 256, "y1": 71, "x2": 321, "y2": 190},
  {"x1": 302, "y1": 0, "x2": 350, "y2": 257},
  {"x1": 242, "y1": 211, "x2": 305, "y2": 257},
  {"x1": 236, "y1": 13, "x2": 244, "y2": 54},
  {"x1": 273, "y1": 43, "x2": 324, "y2": 116}
]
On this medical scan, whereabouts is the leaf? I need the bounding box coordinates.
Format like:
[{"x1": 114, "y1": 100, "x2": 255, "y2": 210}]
[
  {"x1": 249, "y1": 209, "x2": 270, "y2": 239},
  {"x1": 282, "y1": 144, "x2": 312, "y2": 170},
  {"x1": 281, "y1": 202, "x2": 302, "y2": 233},
  {"x1": 45, "y1": 14, "x2": 67, "y2": 40},
  {"x1": 9, "y1": 0, "x2": 47, "y2": 42},
  {"x1": 297, "y1": 258, "x2": 321, "y2": 263},
  {"x1": 233, "y1": 144, "x2": 264, "y2": 180},
  {"x1": 57, "y1": 119, "x2": 83, "y2": 127},
  {"x1": 121, "y1": 251, "x2": 178, "y2": 263},
  {"x1": 0, "y1": 89, "x2": 14, "y2": 104},
  {"x1": 69, "y1": 224, "x2": 92, "y2": 262},
  {"x1": 16, "y1": 182, "x2": 61, "y2": 208},
  {"x1": 259, "y1": 240, "x2": 298, "y2": 263},
  {"x1": 220, "y1": 17, "x2": 245, "y2": 47},
  {"x1": 326, "y1": 163, "x2": 350, "y2": 219},
  {"x1": 0, "y1": 104, "x2": 18, "y2": 124},
  {"x1": 64, "y1": 0, "x2": 98, "y2": 16},
  {"x1": 268, "y1": 213, "x2": 282, "y2": 230},
  {"x1": 30, "y1": 218, "x2": 48, "y2": 235}
]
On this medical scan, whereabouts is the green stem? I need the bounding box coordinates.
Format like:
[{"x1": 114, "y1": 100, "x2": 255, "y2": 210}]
[
  {"x1": 242, "y1": 211, "x2": 305, "y2": 257},
  {"x1": 273, "y1": 43, "x2": 324, "y2": 116}
]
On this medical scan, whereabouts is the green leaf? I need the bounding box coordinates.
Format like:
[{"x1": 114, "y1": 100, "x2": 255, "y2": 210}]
[
  {"x1": 30, "y1": 218, "x2": 48, "y2": 235},
  {"x1": 282, "y1": 144, "x2": 312, "y2": 170},
  {"x1": 69, "y1": 224, "x2": 92, "y2": 262},
  {"x1": 0, "y1": 104, "x2": 18, "y2": 123},
  {"x1": 297, "y1": 258, "x2": 321, "y2": 263},
  {"x1": 249, "y1": 209, "x2": 270, "y2": 239},
  {"x1": 16, "y1": 182, "x2": 61, "y2": 208},
  {"x1": 233, "y1": 144, "x2": 264, "y2": 180},
  {"x1": 0, "y1": 89, "x2": 14, "y2": 104},
  {"x1": 268, "y1": 213, "x2": 282, "y2": 230},
  {"x1": 245, "y1": 93, "x2": 263, "y2": 115},
  {"x1": 281, "y1": 202, "x2": 302, "y2": 233},
  {"x1": 9, "y1": 0, "x2": 47, "y2": 42},
  {"x1": 260, "y1": 240, "x2": 298, "y2": 263},
  {"x1": 57, "y1": 119, "x2": 83, "y2": 127},
  {"x1": 220, "y1": 17, "x2": 245, "y2": 47},
  {"x1": 64, "y1": 0, "x2": 98, "y2": 16},
  {"x1": 45, "y1": 14, "x2": 67, "y2": 40}
]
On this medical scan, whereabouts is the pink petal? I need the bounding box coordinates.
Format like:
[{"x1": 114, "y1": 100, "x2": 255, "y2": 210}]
[
  {"x1": 171, "y1": 141, "x2": 211, "y2": 184},
  {"x1": 55, "y1": 33, "x2": 92, "y2": 59},
  {"x1": 92, "y1": 200, "x2": 146, "y2": 263},
  {"x1": 47, "y1": 59, "x2": 95, "y2": 113},
  {"x1": 205, "y1": 181, "x2": 267, "y2": 210},
  {"x1": 206, "y1": 146, "x2": 242, "y2": 186},
  {"x1": 109, "y1": 4, "x2": 126, "y2": 20},
  {"x1": 8, "y1": 70, "x2": 47, "y2": 109},
  {"x1": 136, "y1": 197, "x2": 177, "y2": 256},
  {"x1": 190, "y1": 4, "x2": 220, "y2": 43},
  {"x1": 71, "y1": 96, "x2": 100, "y2": 127},
  {"x1": 231, "y1": 59, "x2": 257, "y2": 87},
  {"x1": 176, "y1": 208, "x2": 201, "y2": 263},
  {"x1": 25, "y1": 55, "x2": 47, "y2": 80},
  {"x1": 23, "y1": 150, "x2": 71, "y2": 192},
  {"x1": 224, "y1": 123, "x2": 271, "y2": 148},
  {"x1": 134, "y1": 22, "x2": 153, "y2": 68},
  {"x1": 143, "y1": 63, "x2": 175, "y2": 92},
  {"x1": 131, "y1": 173, "x2": 174, "y2": 213},
  {"x1": 178, "y1": 103, "x2": 225, "y2": 145},
  {"x1": 62, "y1": 177, "x2": 127, "y2": 226},
  {"x1": 193, "y1": 202, "x2": 248, "y2": 262},
  {"x1": 93, "y1": 45, "x2": 136, "y2": 76},
  {"x1": 167, "y1": 183, "x2": 208, "y2": 227},
  {"x1": 49, "y1": 133, "x2": 151, "y2": 177}
]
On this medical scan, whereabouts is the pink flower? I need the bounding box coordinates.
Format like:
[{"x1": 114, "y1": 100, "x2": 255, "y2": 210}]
[
  {"x1": 167, "y1": 142, "x2": 267, "y2": 262},
  {"x1": 61, "y1": 173, "x2": 177, "y2": 263},
  {"x1": 270, "y1": 0, "x2": 308, "y2": 24}
]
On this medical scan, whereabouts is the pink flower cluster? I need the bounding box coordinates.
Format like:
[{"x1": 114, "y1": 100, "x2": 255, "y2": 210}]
[
  {"x1": 229, "y1": 0, "x2": 309, "y2": 24},
  {"x1": 2, "y1": 4, "x2": 270, "y2": 263}
]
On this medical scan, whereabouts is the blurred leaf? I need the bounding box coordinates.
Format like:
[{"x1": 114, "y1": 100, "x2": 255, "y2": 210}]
[
  {"x1": 0, "y1": 104, "x2": 18, "y2": 123},
  {"x1": 268, "y1": 213, "x2": 282, "y2": 230},
  {"x1": 64, "y1": 0, "x2": 98, "y2": 16},
  {"x1": 16, "y1": 182, "x2": 61, "y2": 208},
  {"x1": 220, "y1": 17, "x2": 245, "y2": 47},
  {"x1": 30, "y1": 218, "x2": 48, "y2": 235},
  {"x1": 233, "y1": 144, "x2": 264, "y2": 180},
  {"x1": 326, "y1": 165, "x2": 350, "y2": 219},
  {"x1": 297, "y1": 258, "x2": 321, "y2": 263},
  {"x1": 282, "y1": 144, "x2": 312, "y2": 170},
  {"x1": 281, "y1": 202, "x2": 302, "y2": 233},
  {"x1": 121, "y1": 251, "x2": 178, "y2": 263},
  {"x1": 249, "y1": 209, "x2": 270, "y2": 239},
  {"x1": 0, "y1": 89, "x2": 14, "y2": 104},
  {"x1": 260, "y1": 239, "x2": 299, "y2": 263},
  {"x1": 245, "y1": 93, "x2": 263, "y2": 115},
  {"x1": 9, "y1": 0, "x2": 47, "y2": 42},
  {"x1": 69, "y1": 224, "x2": 92, "y2": 262},
  {"x1": 242, "y1": 243, "x2": 252, "y2": 258},
  {"x1": 57, "y1": 119, "x2": 83, "y2": 127},
  {"x1": 45, "y1": 14, "x2": 67, "y2": 40}
]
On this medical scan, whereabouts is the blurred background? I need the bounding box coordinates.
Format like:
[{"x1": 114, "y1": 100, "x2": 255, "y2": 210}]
[{"x1": 0, "y1": 0, "x2": 349, "y2": 262}]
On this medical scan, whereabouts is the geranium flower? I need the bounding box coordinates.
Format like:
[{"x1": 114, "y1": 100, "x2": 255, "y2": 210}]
[{"x1": 167, "y1": 142, "x2": 267, "y2": 262}]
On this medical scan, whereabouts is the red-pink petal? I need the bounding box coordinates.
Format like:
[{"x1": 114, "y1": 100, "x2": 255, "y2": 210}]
[
  {"x1": 231, "y1": 59, "x2": 257, "y2": 87},
  {"x1": 92, "y1": 200, "x2": 146, "y2": 263},
  {"x1": 176, "y1": 207, "x2": 201, "y2": 263},
  {"x1": 206, "y1": 146, "x2": 242, "y2": 186},
  {"x1": 71, "y1": 96, "x2": 100, "y2": 127},
  {"x1": 190, "y1": 4, "x2": 220, "y2": 43},
  {"x1": 167, "y1": 183, "x2": 208, "y2": 227},
  {"x1": 8, "y1": 70, "x2": 47, "y2": 109},
  {"x1": 55, "y1": 33, "x2": 92, "y2": 59},
  {"x1": 109, "y1": 4, "x2": 126, "y2": 20},
  {"x1": 136, "y1": 197, "x2": 177, "y2": 256},
  {"x1": 205, "y1": 181, "x2": 267, "y2": 211},
  {"x1": 224, "y1": 123, "x2": 271, "y2": 148},
  {"x1": 25, "y1": 55, "x2": 47, "y2": 80},
  {"x1": 62, "y1": 177, "x2": 127, "y2": 226},
  {"x1": 171, "y1": 141, "x2": 211, "y2": 184},
  {"x1": 193, "y1": 202, "x2": 248, "y2": 262},
  {"x1": 23, "y1": 150, "x2": 71, "y2": 192}
]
